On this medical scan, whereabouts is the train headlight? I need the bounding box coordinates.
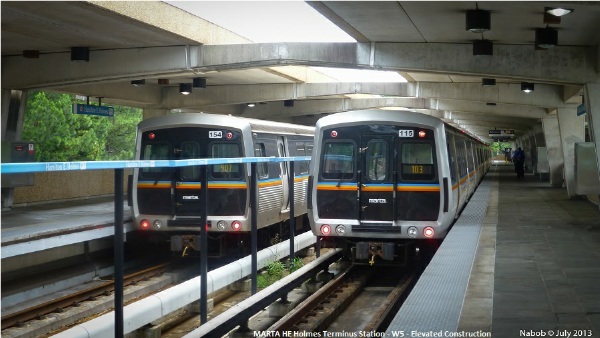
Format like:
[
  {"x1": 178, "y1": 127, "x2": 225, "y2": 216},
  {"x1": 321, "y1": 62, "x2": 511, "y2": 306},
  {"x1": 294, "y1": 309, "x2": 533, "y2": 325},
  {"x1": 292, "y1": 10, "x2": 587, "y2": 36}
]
[
  {"x1": 232, "y1": 221, "x2": 242, "y2": 231},
  {"x1": 140, "y1": 219, "x2": 150, "y2": 230},
  {"x1": 407, "y1": 226, "x2": 418, "y2": 238},
  {"x1": 216, "y1": 220, "x2": 227, "y2": 231},
  {"x1": 153, "y1": 220, "x2": 162, "y2": 229},
  {"x1": 320, "y1": 224, "x2": 331, "y2": 236},
  {"x1": 335, "y1": 225, "x2": 346, "y2": 235},
  {"x1": 424, "y1": 227, "x2": 435, "y2": 238}
]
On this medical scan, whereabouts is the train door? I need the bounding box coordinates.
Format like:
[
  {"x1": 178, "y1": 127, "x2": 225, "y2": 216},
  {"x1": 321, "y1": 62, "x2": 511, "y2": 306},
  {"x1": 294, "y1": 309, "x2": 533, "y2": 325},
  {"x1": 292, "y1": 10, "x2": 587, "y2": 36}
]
[
  {"x1": 359, "y1": 136, "x2": 393, "y2": 223},
  {"x1": 174, "y1": 141, "x2": 203, "y2": 216},
  {"x1": 278, "y1": 136, "x2": 290, "y2": 212}
]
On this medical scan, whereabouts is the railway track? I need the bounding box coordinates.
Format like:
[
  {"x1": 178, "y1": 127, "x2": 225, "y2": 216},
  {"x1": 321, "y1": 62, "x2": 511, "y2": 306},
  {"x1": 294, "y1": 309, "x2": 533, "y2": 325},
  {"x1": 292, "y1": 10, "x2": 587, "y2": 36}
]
[
  {"x1": 268, "y1": 265, "x2": 418, "y2": 334},
  {"x1": 1, "y1": 263, "x2": 170, "y2": 331}
]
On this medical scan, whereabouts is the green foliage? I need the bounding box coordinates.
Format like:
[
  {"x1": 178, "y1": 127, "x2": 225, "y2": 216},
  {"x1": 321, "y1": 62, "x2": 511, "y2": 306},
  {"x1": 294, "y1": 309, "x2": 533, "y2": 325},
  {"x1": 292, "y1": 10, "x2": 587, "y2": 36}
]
[
  {"x1": 289, "y1": 257, "x2": 304, "y2": 273},
  {"x1": 490, "y1": 142, "x2": 512, "y2": 156},
  {"x1": 256, "y1": 256, "x2": 304, "y2": 288},
  {"x1": 22, "y1": 91, "x2": 142, "y2": 162}
]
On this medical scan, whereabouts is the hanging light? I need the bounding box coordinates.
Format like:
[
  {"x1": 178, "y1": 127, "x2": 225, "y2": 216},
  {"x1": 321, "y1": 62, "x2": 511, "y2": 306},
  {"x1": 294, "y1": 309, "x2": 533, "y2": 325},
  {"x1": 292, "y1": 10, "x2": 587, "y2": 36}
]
[
  {"x1": 473, "y1": 39, "x2": 493, "y2": 55},
  {"x1": 545, "y1": 7, "x2": 573, "y2": 17},
  {"x1": 179, "y1": 83, "x2": 192, "y2": 95},
  {"x1": 535, "y1": 26, "x2": 558, "y2": 48},
  {"x1": 466, "y1": 6, "x2": 491, "y2": 33},
  {"x1": 131, "y1": 79, "x2": 145, "y2": 86},
  {"x1": 521, "y1": 82, "x2": 534, "y2": 93},
  {"x1": 71, "y1": 47, "x2": 90, "y2": 62},
  {"x1": 193, "y1": 77, "x2": 207, "y2": 88},
  {"x1": 482, "y1": 78, "x2": 496, "y2": 86}
]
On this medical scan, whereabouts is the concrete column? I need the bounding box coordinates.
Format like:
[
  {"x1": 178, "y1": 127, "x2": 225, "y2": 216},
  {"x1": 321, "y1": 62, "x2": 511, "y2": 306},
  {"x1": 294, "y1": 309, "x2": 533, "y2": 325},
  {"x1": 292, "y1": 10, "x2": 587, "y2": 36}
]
[
  {"x1": 557, "y1": 107, "x2": 586, "y2": 198},
  {"x1": 542, "y1": 115, "x2": 564, "y2": 187},
  {"x1": 584, "y1": 84, "x2": 600, "y2": 174},
  {"x1": 584, "y1": 83, "x2": 600, "y2": 207},
  {"x1": 1, "y1": 89, "x2": 27, "y2": 141},
  {"x1": 532, "y1": 123, "x2": 545, "y2": 174},
  {"x1": 143, "y1": 108, "x2": 170, "y2": 120}
]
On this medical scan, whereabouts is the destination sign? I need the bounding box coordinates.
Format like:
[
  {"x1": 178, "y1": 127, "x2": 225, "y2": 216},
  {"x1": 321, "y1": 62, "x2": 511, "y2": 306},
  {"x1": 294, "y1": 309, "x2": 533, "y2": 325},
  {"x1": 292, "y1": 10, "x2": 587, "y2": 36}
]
[
  {"x1": 489, "y1": 129, "x2": 514, "y2": 138},
  {"x1": 72, "y1": 104, "x2": 114, "y2": 117}
]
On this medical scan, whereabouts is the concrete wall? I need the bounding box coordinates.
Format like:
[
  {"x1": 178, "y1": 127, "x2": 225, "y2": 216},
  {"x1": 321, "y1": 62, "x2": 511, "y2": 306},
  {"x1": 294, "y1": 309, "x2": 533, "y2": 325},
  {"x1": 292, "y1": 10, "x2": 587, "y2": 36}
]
[{"x1": 12, "y1": 169, "x2": 131, "y2": 205}]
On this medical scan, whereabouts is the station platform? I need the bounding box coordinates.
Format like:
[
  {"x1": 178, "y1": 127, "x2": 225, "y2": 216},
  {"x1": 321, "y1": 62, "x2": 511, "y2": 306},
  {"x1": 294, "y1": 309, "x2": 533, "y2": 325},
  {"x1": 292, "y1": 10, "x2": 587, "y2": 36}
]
[
  {"x1": 1, "y1": 195, "x2": 132, "y2": 259},
  {"x1": 387, "y1": 162, "x2": 600, "y2": 338}
]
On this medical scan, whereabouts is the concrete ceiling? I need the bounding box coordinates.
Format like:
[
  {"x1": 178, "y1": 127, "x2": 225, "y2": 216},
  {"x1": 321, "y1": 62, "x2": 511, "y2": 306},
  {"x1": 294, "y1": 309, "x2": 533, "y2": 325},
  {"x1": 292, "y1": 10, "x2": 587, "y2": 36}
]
[{"x1": 2, "y1": 1, "x2": 599, "y2": 144}]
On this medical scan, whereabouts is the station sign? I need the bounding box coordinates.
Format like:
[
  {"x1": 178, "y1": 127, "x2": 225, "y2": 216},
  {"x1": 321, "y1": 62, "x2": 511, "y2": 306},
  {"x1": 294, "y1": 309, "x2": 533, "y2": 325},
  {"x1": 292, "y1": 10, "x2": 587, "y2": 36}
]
[
  {"x1": 72, "y1": 103, "x2": 114, "y2": 117},
  {"x1": 489, "y1": 129, "x2": 514, "y2": 138},
  {"x1": 577, "y1": 103, "x2": 586, "y2": 116}
]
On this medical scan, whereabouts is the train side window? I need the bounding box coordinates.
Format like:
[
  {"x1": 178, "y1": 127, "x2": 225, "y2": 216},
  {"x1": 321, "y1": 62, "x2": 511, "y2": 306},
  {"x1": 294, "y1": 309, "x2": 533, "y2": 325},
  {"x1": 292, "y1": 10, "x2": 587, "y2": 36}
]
[
  {"x1": 180, "y1": 142, "x2": 201, "y2": 181},
  {"x1": 321, "y1": 141, "x2": 355, "y2": 180},
  {"x1": 253, "y1": 142, "x2": 269, "y2": 179},
  {"x1": 211, "y1": 143, "x2": 242, "y2": 179},
  {"x1": 366, "y1": 140, "x2": 388, "y2": 181},
  {"x1": 140, "y1": 143, "x2": 170, "y2": 178},
  {"x1": 400, "y1": 142, "x2": 437, "y2": 181}
]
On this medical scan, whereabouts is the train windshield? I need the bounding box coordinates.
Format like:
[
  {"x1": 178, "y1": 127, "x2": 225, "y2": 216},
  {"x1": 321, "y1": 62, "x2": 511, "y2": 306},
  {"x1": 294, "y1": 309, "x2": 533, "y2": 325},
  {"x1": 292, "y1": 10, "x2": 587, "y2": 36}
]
[
  {"x1": 140, "y1": 143, "x2": 170, "y2": 179},
  {"x1": 321, "y1": 142, "x2": 355, "y2": 180}
]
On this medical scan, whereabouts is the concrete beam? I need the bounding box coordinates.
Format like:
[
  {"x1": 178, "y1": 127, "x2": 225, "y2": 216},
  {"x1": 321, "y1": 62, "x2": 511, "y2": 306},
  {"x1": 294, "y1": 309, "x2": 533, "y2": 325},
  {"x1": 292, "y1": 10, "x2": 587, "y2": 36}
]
[{"x1": 4, "y1": 43, "x2": 598, "y2": 90}]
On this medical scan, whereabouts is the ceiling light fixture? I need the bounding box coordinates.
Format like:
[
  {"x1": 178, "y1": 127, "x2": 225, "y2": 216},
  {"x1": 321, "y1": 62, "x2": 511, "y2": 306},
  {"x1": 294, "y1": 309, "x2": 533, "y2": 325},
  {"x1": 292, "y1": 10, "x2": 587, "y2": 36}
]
[
  {"x1": 466, "y1": 5, "x2": 491, "y2": 33},
  {"x1": 71, "y1": 47, "x2": 90, "y2": 62},
  {"x1": 545, "y1": 7, "x2": 573, "y2": 17},
  {"x1": 193, "y1": 77, "x2": 207, "y2": 88},
  {"x1": 179, "y1": 83, "x2": 192, "y2": 95},
  {"x1": 23, "y1": 50, "x2": 40, "y2": 59},
  {"x1": 521, "y1": 82, "x2": 534, "y2": 93},
  {"x1": 284, "y1": 99, "x2": 294, "y2": 107},
  {"x1": 535, "y1": 26, "x2": 558, "y2": 48},
  {"x1": 247, "y1": 103, "x2": 256, "y2": 108},
  {"x1": 131, "y1": 79, "x2": 145, "y2": 86},
  {"x1": 482, "y1": 78, "x2": 496, "y2": 86},
  {"x1": 473, "y1": 39, "x2": 493, "y2": 55}
]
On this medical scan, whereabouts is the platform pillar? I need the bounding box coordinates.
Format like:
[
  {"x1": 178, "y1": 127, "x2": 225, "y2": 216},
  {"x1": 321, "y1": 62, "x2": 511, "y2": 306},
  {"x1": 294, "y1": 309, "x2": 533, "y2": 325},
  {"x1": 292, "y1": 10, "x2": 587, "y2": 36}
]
[
  {"x1": 542, "y1": 115, "x2": 564, "y2": 187},
  {"x1": 584, "y1": 83, "x2": 600, "y2": 209},
  {"x1": 557, "y1": 107, "x2": 585, "y2": 198}
]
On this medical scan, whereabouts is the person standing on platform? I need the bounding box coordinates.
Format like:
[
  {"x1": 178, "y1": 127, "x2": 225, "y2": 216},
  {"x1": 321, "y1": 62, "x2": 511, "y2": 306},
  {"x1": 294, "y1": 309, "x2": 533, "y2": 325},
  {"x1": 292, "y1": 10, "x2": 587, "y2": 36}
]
[{"x1": 512, "y1": 147, "x2": 525, "y2": 179}]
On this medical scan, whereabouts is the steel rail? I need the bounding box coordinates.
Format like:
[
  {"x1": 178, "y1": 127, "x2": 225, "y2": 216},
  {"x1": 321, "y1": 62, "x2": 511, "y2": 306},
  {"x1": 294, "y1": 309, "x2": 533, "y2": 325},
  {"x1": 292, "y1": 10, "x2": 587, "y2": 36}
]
[{"x1": 1, "y1": 263, "x2": 169, "y2": 330}]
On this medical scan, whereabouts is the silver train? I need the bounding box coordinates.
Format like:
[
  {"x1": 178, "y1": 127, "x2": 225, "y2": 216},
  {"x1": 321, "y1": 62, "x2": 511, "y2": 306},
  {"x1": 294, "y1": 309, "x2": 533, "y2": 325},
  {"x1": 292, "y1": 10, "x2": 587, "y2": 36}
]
[
  {"x1": 307, "y1": 110, "x2": 491, "y2": 264},
  {"x1": 129, "y1": 113, "x2": 314, "y2": 253}
]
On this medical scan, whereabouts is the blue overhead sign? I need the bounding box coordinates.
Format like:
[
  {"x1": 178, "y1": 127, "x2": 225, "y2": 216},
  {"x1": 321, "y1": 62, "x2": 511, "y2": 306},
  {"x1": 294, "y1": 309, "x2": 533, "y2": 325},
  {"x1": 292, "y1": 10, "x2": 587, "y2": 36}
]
[
  {"x1": 577, "y1": 103, "x2": 586, "y2": 116},
  {"x1": 72, "y1": 104, "x2": 114, "y2": 117}
]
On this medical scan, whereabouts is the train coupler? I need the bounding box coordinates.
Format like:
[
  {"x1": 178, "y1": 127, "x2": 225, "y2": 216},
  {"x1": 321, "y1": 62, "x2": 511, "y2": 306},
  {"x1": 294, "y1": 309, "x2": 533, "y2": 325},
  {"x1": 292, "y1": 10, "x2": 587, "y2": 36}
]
[
  {"x1": 355, "y1": 242, "x2": 396, "y2": 263},
  {"x1": 171, "y1": 235, "x2": 201, "y2": 252}
]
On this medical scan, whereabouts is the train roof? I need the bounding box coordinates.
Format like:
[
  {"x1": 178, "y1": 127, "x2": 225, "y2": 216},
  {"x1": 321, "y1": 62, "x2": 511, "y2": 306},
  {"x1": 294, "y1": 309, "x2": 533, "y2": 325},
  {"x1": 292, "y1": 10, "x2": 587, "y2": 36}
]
[
  {"x1": 138, "y1": 113, "x2": 314, "y2": 136},
  {"x1": 316, "y1": 110, "x2": 445, "y2": 129}
]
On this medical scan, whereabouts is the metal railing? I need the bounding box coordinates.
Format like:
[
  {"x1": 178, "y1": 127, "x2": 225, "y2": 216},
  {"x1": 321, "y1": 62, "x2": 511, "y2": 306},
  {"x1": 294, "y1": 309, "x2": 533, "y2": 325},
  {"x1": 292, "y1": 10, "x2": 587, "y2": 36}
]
[{"x1": 1, "y1": 156, "x2": 311, "y2": 337}]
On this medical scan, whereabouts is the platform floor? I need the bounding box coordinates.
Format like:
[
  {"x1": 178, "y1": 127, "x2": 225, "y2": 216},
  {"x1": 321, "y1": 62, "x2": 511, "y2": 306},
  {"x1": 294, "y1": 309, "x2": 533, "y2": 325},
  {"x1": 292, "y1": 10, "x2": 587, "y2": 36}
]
[
  {"x1": 490, "y1": 163, "x2": 600, "y2": 336},
  {"x1": 389, "y1": 163, "x2": 600, "y2": 338}
]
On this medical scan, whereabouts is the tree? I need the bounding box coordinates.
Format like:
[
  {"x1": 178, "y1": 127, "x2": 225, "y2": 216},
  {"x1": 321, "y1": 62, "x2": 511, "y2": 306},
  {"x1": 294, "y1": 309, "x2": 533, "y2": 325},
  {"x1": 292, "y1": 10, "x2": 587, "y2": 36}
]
[{"x1": 22, "y1": 91, "x2": 142, "y2": 161}]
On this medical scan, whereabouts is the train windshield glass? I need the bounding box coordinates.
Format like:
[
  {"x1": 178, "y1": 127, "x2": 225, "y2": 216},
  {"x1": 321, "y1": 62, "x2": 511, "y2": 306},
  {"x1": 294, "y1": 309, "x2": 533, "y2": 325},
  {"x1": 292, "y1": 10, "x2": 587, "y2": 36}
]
[
  {"x1": 180, "y1": 142, "x2": 201, "y2": 181},
  {"x1": 211, "y1": 143, "x2": 242, "y2": 179},
  {"x1": 321, "y1": 142, "x2": 354, "y2": 180},
  {"x1": 366, "y1": 140, "x2": 388, "y2": 181},
  {"x1": 140, "y1": 143, "x2": 170, "y2": 178},
  {"x1": 400, "y1": 142, "x2": 436, "y2": 181}
]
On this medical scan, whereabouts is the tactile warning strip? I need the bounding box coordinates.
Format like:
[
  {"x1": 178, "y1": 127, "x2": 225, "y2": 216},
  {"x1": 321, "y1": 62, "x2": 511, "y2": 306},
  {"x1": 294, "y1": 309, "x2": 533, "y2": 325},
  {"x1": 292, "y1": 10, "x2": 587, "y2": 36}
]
[{"x1": 386, "y1": 174, "x2": 492, "y2": 335}]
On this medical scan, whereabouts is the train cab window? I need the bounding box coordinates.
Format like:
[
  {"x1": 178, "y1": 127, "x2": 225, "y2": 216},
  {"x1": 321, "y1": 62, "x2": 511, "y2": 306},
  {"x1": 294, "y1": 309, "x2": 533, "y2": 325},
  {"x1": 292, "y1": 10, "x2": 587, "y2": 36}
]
[
  {"x1": 180, "y1": 142, "x2": 201, "y2": 181},
  {"x1": 321, "y1": 141, "x2": 355, "y2": 180},
  {"x1": 253, "y1": 143, "x2": 269, "y2": 179},
  {"x1": 140, "y1": 143, "x2": 170, "y2": 178},
  {"x1": 211, "y1": 143, "x2": 242, "y2": 179},
  {"x1": 366, "y1": 140, "x2": 388, "y2": 181},
  {"x1": 400, "y1": 142, "x2": 436, "y2": 181}
]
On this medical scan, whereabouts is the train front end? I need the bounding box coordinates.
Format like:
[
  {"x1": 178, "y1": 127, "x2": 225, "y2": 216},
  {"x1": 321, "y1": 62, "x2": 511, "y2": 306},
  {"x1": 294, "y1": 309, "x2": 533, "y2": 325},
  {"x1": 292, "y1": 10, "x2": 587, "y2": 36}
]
[
  {"x1": 131, "y1": 114, "x2": 252, "y2": 252},
  {"x1": 308, "y1": 110, "x2": 452, "y2": 264}
]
